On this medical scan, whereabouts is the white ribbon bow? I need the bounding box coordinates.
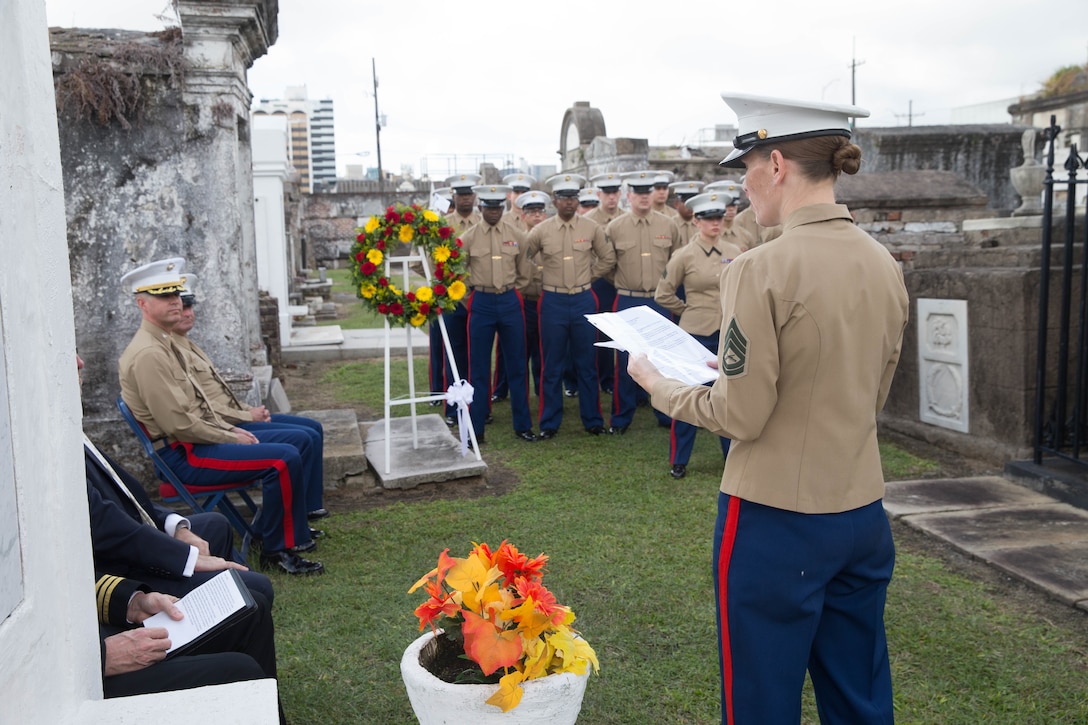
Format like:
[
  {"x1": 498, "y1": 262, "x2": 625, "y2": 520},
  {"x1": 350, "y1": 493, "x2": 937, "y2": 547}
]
[{"x1": 444, "y1": 379, "x2": 475, "y2": 456}]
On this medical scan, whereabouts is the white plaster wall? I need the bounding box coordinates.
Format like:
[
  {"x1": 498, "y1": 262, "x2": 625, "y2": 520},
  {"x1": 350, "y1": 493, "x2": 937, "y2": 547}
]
[
  {"x1": 0, "y1": 2, "x2": 276, "y2": 721},
  {"x1": 253, "y1": 115, "x2": 293, "y2": 344}
]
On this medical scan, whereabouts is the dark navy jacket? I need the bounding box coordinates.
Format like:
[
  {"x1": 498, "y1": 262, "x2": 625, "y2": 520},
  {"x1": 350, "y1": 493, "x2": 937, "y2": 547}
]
[{"x1": 85, "y1": 446, "x2": 190, "y2": 580}]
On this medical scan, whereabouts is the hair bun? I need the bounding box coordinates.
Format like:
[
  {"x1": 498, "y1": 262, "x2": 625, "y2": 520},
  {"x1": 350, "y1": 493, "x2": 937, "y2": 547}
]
[{"x1": 833, "y1": 143, "x2": 862, "y2": 175}]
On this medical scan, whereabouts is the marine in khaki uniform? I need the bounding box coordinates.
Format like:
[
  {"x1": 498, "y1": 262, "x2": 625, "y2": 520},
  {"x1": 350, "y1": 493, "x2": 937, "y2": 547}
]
[
  {"x1": 523, "y1": 173, "x2": 615, "y2": 437},
  {"x1": 668, "y1": 179, "x2": 704, "y2": 245},
  {"x1": 630, "y1": 92, "x2": 908, "y2": 725},
  {"x1": 501, "y1": 172, "x2": 535, "y2": 231},
  {"x1": 576, "y1": 187, "x2": 600, "y2": 215},
  {"x1": 461, "y1": 184, "x2": 536, "y2": 444},
  {"x1": 173, "y1": 275, "x2": 328, "y2": 521},
  {"x1": 650, "y1": 169, "x2": 679, "y2": 218},
  {"x1": 434, "y1": 173, "x2": 482, "y2": 424},
  {"x1": 606, "y1": 172, "x2": 683, "y2": 433},
  {"x1": 654, "y1": 192, "x2": 740, "y2": 479},
  {"x1": 117, "y1": 258, "x2": 322, "y2": 575},
  {"x1": 514, "y1": 190, "x2": 551, "y2": 399},
  {"x1": 585, "y1": 172, "x2": 626, "y2": 395},
  {"x1": 704, "y1": 180, "x2": 750, "y2": 250}
]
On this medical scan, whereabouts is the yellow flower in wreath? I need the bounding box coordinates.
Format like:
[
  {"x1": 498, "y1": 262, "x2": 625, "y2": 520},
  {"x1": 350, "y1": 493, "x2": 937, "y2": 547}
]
[
  {"x1": 364, "y1": 216, "x2": 380, "y2": 234},
  {"x1": 409, "y1": 313, "x2": 428, "y2": 327},
  {"x1": 415, "y1": 286, "x2": 434, "y2": 303},
  {"x1": 359, "y1": 283, "x2": 377, "y2": 299},
  {"x1": 399, "y1": 224, "x2": 415, "y2": 243},
  {"x1": 448, "y1": 280, "x2": 467, "y2": 301},
  {"x1": 423, "y1": 209, "x2": 439, "y2": 223},
  {"x1": 367, "y1": 248, "x2": 384, "y2": 265},
  {"x1": 433, "y1": 245, "x2": 451, "y2": 263}
]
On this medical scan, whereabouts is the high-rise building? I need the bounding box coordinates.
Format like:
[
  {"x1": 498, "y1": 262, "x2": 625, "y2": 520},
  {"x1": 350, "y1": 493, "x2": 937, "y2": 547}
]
[{"x1": 252, "y1": 85, "x2": 336, "y2": 193}]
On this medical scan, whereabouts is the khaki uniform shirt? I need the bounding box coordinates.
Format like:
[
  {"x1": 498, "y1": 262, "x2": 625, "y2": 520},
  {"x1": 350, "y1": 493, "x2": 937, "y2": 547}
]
[
  {"x1": 175, "y1": 335, "x2": 253, "y2": 425},
  {"x1": 676, "y1": 217, "x2": 698, "y2": 246},
  {"x1": 731, "y1": 206, "x2": 783, "y2": 251},
  {"x1": 119, "y1": 319, "x2": 237, "y2": 444},
  {"x1": 501, "y1": 209, "x2": 528, "y2": 233},
  {"x1": 655, "y1": 233, "x2": 743, "y2": 336},
  {"x1": 448, "y1": 209, "x2": 483, "y2": 235},
  {"x1": 606, "y1": 211, "x2": 682, "y2": 293},
  {"x1": 651, "y1": 204, "x2": 909, "y2": 514},
  {"x1": 461, "y1": 219, "x2": 530, "y2": 292},
  {"x1": 654, "y1": 204, "x2": 680, "y2": 219},
  {"x1": 584, "y1": 207, "x2": 624, "y2": 228},
  {"x1": 523, "y1": 214, "x2": 614, "y2": 292}
]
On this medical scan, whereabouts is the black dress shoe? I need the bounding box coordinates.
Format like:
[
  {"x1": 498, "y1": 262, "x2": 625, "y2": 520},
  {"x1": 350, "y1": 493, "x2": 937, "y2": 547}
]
[
  {"x1": 515, "y1": 430, "x2": 538, "y2": 442},
  {"x1": 608, "y1": 426, "x2": 627, "y2": 435},
  {"x1": 293, "y1": 539, "x2": 317, "y2": 553},
  {"x1": 429, "y1": 400, "x2": 442, "y2": 407},
  {"x1": 670, "y1": 464, "x2": 687, "y2": 479},
  {"x1": 259, "y1": 550, "x2": 325, "y2": 575},
  {"x1": 445, "y1": 415, "x2": 456, "y2": 426},
  {"x1": 309, "y1": 527, "x2": 326, "y2": 539},
  {"x1": 485, "y1": 413, "x2": 494, "y2": 424},
  {"x1": 490, "y1": 394, "x2": 507, "y2": 403},
  {"x1": 307, "y1": 508, "x2": 330, "y2": 520},
  {"x1": 563, "y1": 388, "x2": 578, "y2": 398},
  {"x1": 601, "y1": 386, "x2": 613, "y2": 395},
  {"x1": 538, "y1": 429, "x2": 558, "y2": 440},
  {"x1": 585, "y1": 425, "x2": 605, "y2": 435}
]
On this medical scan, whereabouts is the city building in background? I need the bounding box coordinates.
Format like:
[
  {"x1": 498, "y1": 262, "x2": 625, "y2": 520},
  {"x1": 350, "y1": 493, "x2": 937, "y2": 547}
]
[{"x1": 252, "y1": 85, "x2": 336, "y2": 193}]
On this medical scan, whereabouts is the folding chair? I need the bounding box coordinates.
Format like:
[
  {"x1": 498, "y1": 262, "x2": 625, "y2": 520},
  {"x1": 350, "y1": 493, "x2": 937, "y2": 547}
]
[{"x1": 116, "y1": 397, "x2": 262, "y2": 565}]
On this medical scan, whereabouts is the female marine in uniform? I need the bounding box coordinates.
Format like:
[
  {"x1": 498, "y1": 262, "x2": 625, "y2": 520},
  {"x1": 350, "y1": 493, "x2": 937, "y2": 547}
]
[
  {"x1": 653, "y1": 192, "x2": 741, "y2": 479},
  {"x1": 631, "y1": 93, "x2": 909, "y2": 724}
]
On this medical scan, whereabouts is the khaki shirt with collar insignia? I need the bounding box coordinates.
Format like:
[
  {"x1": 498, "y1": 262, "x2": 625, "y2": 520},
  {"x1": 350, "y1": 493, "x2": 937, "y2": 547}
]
[
  {"x1": 174, "y1": 334, "x2": 253, "y2": 425},
  {"x1": 651, "y1": 203, "x2": 909, "y2": 514},
  {"x1": 119, "y1": 319, "x2": 237, "y2": 444},
  {"x1": 448, "y1": 209, "x2": 483, "y2": 235},
  {"x1": 655, "y1": 233, "x2": 743, "y2": 336},
  {"x1": 523, "y1": 213, "x2": 614, "y2": 291},
  {"x1": 606, "y1": 210, "x2": 683, "y2": 293},
  {"x1": 460, "y1": 218, "x2": 531, "y2": 292},
  {"x1": 654, "y1": 204, "x2": 680, "y2": 219},
  {"x1": 584, "y1": 206, "x2": 624, "y2": 228}
]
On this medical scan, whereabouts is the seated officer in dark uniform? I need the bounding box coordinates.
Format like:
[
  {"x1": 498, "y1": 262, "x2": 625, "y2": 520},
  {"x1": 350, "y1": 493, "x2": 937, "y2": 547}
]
[{"x1": 97, "y1": 572, "x2": 285, "y2": 724}]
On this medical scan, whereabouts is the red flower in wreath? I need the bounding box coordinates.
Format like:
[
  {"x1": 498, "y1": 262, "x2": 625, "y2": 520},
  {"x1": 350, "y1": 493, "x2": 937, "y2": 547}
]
[
  {"x1": 433, "y1": 283, "x2": 446, "y2": 296},
  {"x1": 439, "y1": 226, "x2": 453, "y2": 239},
  {"x1": 385, "y1": 208, "x2": 401, "y2": 223},
  {"x1": 390, "y1": 302, "x2": 404, "y2": 316},
  {"x1": 360, "y1": 261, "x2": 376, "y2": 276},
  {"x1": 403, "y1": 210, "x2": 415, "y2": 223}
]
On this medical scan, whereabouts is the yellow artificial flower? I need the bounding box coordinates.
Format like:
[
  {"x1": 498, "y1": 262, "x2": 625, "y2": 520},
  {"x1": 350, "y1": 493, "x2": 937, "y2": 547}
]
[
  {"x1": 409, "y1": 313, "x2": 427, "y2": 327},
  {"x1": 359, "y1": 283, "x2": 376, "y2": 299},
  {"x1": 389, "y1": 284, "x2": 401, "y2": 296},
  {"x1": 399, "y1": 224, "x2": 415, "y2": 243},
  {"x1": 415, "y1": 286, "x2": 434, "y2": 303},
  {"x1": 364, "y1": 216, "x2": 380, "y2": 234},
  {"x1": 367, "y1": 248, "x2": 383, "y2": 265},
  {"x1": 423, "y1": 209, "x2": 439, "y2": 223},
  {"x1": 433, "y1": 245, "x2": 451, "y2": 263},
  {"x1": 448, "y1": 280, "x2": 467, "y2": 301}
]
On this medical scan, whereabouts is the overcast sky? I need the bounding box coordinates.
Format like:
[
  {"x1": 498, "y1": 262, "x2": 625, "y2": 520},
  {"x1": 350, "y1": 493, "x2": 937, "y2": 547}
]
[{"x1": 45, "y1": 0, "x2": 1088, "y2": 179}]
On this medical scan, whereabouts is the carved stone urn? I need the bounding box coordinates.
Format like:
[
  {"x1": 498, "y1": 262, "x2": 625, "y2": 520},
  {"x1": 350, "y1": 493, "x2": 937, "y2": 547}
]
[{"x1": 1010, "y1": 127, "x2": 1046, "y2": 216}]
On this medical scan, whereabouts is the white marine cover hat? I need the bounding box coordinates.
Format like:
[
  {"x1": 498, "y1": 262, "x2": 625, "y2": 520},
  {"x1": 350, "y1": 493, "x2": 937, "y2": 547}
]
[
  {"x1": 668, "y1": 180, "x2": 704, "y2": 199},
  {"x1": 120, "y1": 257, "x2": 187, "y2": 295},
  {"x1": 445, "y1": 173, "x2": 483, "y2": 192},
  {"x1": 719, "y1": 91, "x2": 870, "y2": 168},
  {"x1": 545, "y1": 173, "x2": 587, "y2": 197},
  {"x1": 589, "y1": 172, "x2": 623, "y2": 191},
  {"x1": 502, "y1": 173, "x2": 536, "y2": 191},
  {"x1": 516, "y1": 190, "x2": 550, "y2": 209},
  {"x1": 685, "y1": 192, "x2": 728, "y2": 218},
  {"x1": 472, "y1": 184, "x2": 512, "y2": 207}
]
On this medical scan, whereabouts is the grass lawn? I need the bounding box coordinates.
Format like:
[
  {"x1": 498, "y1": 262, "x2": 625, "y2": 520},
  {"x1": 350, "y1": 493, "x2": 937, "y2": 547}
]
[{"x1": 271, "y1": 359, "x2": 1088, "y2": 724}]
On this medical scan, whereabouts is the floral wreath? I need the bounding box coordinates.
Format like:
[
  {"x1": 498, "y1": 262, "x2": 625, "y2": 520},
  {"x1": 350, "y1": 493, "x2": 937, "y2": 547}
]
[{"x1": 350, "y1": 203, "x2": 468, "y2": 327}]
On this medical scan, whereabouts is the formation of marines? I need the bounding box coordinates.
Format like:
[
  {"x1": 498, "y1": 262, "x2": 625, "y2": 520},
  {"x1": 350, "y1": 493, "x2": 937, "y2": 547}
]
[{"x1": 427, "y1": 168, "x2": 779, "y2": 477}]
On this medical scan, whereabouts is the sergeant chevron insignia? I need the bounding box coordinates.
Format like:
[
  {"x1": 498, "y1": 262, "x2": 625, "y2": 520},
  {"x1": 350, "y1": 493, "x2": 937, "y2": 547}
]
[{"x1": 721, "y1": 318, "x2": 748, "y2": 377}]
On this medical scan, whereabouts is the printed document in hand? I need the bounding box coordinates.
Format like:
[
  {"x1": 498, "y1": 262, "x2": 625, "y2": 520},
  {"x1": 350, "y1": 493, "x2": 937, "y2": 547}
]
[
  {"x1": 586, "y1": 305, "x2": 719, "y2": 386},
  {"x1": 143, "y1": 568, "x2": 256, "y2": 657}
]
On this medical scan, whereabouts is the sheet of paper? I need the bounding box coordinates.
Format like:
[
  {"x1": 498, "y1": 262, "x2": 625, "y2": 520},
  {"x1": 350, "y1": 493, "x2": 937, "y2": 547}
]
[
  {"x1": 143, "y1": 569, "x2": 248, "y2": 654},
  {"x1": 586, "y1": 305, "x2": 719, "y2": 386}
]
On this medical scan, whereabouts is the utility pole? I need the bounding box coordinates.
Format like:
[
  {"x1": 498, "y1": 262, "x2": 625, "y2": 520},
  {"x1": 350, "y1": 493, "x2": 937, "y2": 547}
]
[
  {"x1": 848, "y1": 37, "x2": 865, "y2": 131},
  {"x1": 893, "y1": 100, "x2": 925, "y2": 127},
  {"x1": 372, "y1": 58, "x2": 384, "y2": 205}
]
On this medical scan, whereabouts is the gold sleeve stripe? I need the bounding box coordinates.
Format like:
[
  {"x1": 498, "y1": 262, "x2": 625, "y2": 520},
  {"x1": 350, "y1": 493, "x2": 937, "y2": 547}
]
[{"x1": 95, "y1": 575, "x2": 124, "y2": 623}]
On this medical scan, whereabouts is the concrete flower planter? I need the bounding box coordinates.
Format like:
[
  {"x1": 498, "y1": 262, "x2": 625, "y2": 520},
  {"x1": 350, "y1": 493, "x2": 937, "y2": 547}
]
[{"x1": 400, "y1": 631, "x2": 589, "y2": 724}]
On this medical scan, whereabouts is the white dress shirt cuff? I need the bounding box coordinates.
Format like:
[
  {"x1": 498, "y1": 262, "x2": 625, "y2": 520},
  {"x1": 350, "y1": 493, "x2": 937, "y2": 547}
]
[
  {"x1": 182, "y1": 546, "x2": 199, "y2": 577},
  {"x1": 164, "y1": 513, "x2": 190, "y2": 538}
]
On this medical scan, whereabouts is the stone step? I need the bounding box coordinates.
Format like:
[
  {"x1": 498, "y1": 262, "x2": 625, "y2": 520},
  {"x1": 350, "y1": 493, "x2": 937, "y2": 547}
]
[
  {"x1": 296, "y1": 409, "x2": 369, "y2": 488},
  {"x1": 364, "y1": 413, "x2": 487, "y2": 490}
]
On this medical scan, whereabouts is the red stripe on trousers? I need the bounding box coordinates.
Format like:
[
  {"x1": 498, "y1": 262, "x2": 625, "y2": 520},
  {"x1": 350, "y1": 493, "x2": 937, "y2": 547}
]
[
  {"x1": 179, "y1": 443, "x2": 297, "y2": 550},
  {"x1": 718, "y1": 496, "x2": 741, "y2": 725}
]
